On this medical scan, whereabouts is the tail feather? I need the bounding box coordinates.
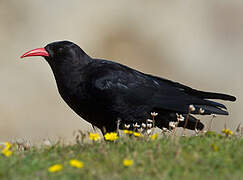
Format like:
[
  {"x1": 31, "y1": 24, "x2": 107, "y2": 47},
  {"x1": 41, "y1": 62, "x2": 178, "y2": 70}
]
[
  {"x1": 192, "y1": 105, "x2": 228, "y2": 115},
  {"x1": 203, "y1": 99, "x2": 227, "y2": 109},
  {"x1": 193, "y1": 90, "x2": 236, "y2": 101}
]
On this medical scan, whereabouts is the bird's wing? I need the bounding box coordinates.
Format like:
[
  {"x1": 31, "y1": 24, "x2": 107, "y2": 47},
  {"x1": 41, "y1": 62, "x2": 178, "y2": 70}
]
[{"x1": 89, "y1": 61, "x2": 230, "y2": 115}]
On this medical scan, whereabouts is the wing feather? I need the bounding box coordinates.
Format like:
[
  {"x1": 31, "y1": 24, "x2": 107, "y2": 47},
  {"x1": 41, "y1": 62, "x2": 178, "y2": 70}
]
[{"x1": 90, "y1": 60, "x2": 231, "y2": 115}]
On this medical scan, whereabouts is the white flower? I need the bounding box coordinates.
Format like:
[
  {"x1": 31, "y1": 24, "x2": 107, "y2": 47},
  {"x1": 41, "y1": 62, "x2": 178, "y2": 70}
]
[
  {"x1": 151, "y1": 112, "x2": 158, "y2": 116},
  {"x1": 199, "y1": 108, "x2": 205, "y2": 114},
  {"x1": 202, "y1": 130, "x2": 207, "y2": 134},
  {"x1": 169, "y1": 122, "x2": 178, "y2": 128},
  {"x1": 162, "y1": 128, "x2": 170, "y2": 132},
  {"x1": 189, "y1": 105, "x2": 196, "y2": 112},
  {"x1": 147, "y1": 119, "x2": 153, "y2": 123},
  {"x1": 133, "y1": 123, "x2": 140, "y2": 128},
  {"x1": 124, "y1": 124, "x2": 130, "y2": 129},
  {"x1": 176, "y1": 114, "x2": 184, "y2": 121},
  {"x1": 43, "y1": 139, "x2": 52, "y2": 146},
  {"x1": 16, "y1": 138, "x2": 25, "y2": 145},
  {"x1": 141, "y1": 123, "x2": 146, "y2": 128},
  {"x1": 147, "y1": 123, "x2": 152, "y2": 129}
]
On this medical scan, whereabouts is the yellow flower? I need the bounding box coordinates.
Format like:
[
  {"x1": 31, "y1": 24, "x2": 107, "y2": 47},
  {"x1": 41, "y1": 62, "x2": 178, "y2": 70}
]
[
  {"x1": 222, "y1": 128, "x2": 233, "y2": 136},
  {"x1": 2, "y1": 149, "x2": 12, "y2": 157},
  {"x1": 69, "y1": 159, "x2": 84, "y2": 168},
  {"x1": 48, "y1": 164, "x2": 63, "y2": 173},
  {"x1": 211, "y1": 143, "x2": 219, "y2": 152},
  {"x1": 133, "y1": 132, "x2": 141, "y2": 137},
  {"x1": 4, "y1": 142, "x2": 11, "y2": 150},
  {"x1": 228, "y1": 130, "x2": 233, "y2": 136},
  {"x1": 222, "y1": 128, "x2": 227, "y2": 134},
  {"x1": 89, "y1": 133, "x2": 100, "y2": 141},
  {"x1": 104, "y1": 132, "x2": 119, "y2": 141},
  {"x1": 151, "y1": 133, "x2": 158, "y2": 140},
  {"x1": 123, "y1": 159, "x2": 133, "y2": 167},
  {"x1": 123, "y1": 130, "x2": 133, "y2": 134},
  {"x1": 1, "y1": 142, "x2": 12, "y2": 157}
]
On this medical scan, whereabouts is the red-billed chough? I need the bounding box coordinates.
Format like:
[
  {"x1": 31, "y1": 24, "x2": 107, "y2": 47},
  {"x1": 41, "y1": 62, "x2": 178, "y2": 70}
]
[{"x1": 21, "y1": 41, "x2": 236, "y2": 134}]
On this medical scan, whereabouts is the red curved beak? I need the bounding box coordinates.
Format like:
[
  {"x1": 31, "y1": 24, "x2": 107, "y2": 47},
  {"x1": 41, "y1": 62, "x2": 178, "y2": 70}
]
[{"x1": 20, "y1": 48, "x2": 49, "y2": 58}]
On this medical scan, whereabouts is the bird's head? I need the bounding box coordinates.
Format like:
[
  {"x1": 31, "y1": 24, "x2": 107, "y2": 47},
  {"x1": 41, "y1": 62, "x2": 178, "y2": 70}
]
[{"x1": 21, "y1": 41, "x2": 89, "y2": 66}]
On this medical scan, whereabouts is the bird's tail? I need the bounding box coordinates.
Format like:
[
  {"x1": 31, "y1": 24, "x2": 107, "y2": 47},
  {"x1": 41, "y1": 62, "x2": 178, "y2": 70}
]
[{"x1": 192, "y1": 90, "x2": 236, "y2": 101}]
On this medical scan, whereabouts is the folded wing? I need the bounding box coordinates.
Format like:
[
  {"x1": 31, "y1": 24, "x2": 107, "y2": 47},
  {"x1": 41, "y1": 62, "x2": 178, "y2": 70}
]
[{"x1": 91, "y1": 60, "x2": 236, "y2": 116}]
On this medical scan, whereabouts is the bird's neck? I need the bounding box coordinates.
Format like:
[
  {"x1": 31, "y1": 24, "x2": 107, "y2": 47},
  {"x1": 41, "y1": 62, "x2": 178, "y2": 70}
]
[{"x1": 49, "y1": 56, "x2": 91, "y2": 96}]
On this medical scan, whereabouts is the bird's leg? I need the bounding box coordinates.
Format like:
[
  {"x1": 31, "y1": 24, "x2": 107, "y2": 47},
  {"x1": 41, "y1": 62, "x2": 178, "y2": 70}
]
[
  {"x1": 101, "y1": 126, "x2": 107, "y2": 136},
  {"x1": 194, "y1": 108, "x2": 204, "y2": 135},
  {"x1": 183, "y1": 114, "x2": 190, "y2": 136}
]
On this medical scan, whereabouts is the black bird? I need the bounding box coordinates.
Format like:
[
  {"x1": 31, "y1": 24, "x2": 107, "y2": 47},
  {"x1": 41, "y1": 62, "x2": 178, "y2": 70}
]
[{"x1": 21, "y1": 41, "x2": 236, "y2": 134}]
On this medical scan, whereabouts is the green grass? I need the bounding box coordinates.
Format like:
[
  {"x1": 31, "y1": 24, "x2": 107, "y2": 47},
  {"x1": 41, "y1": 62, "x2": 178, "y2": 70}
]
[{"x1": 0, "y1": 133, "x2": 243, "y2": 180}]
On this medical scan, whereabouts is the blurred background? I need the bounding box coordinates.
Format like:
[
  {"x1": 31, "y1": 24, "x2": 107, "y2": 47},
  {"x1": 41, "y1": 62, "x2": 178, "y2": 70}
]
[{"x1": 0, "y1": 0, "x2": 241, "y2": 142}]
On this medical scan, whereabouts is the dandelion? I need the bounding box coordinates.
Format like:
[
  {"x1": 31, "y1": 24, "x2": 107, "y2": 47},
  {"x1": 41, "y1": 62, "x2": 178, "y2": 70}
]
[
  {"x1": 123, "y1": 130, "x2": 133, "y2": 134},
  {"x1": 2, "y1": 149, "x2": 12, "y2": 157},
  {"x1": 222, "y1": 128, "x2": 233, "y2": 136},
  {"x1": 123, "y1": 159, "x2": 133, "y2": 167},
  {"x1": 4, "y1": 142, "x2": 11, "y2": 150},
  {"x1": 69, "y1": 159, "x2": 84, "y2": 168},
  {"x1": 1, "y1": 142, "x2": 12, "y2": 157},
  {"x1": 151, "y1": 133, "x2": 158, "y2": 140},
  {"x1": 211, "y1": 144, "x2": 219, "y2": 152},
  {"x1": 0, "y1": 142, "x2": 11, "y2": 149},
  {"x1": 89, "y1": 133, "x2": 100, "y2": 141},
  {"x1": 133, "y1": 132, "x2": 142, "y2": 137},
  {"x1": 104, "y1": 132, "x2": 119, "y2": 141},
  {"x1": 48, "y1": 164, "x2": 63, "y2": 173}
]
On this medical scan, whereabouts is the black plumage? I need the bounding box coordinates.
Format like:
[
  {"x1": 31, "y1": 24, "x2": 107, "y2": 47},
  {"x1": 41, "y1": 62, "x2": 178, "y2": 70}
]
[{"x1": 21, "y1": 41, "x2": 236, "y2": 134}]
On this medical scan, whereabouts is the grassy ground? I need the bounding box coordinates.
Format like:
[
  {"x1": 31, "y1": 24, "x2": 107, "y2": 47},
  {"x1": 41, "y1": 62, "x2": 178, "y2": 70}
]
[{"x1": 0, "y1": 132, "x2": 242, "y2": 180}]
